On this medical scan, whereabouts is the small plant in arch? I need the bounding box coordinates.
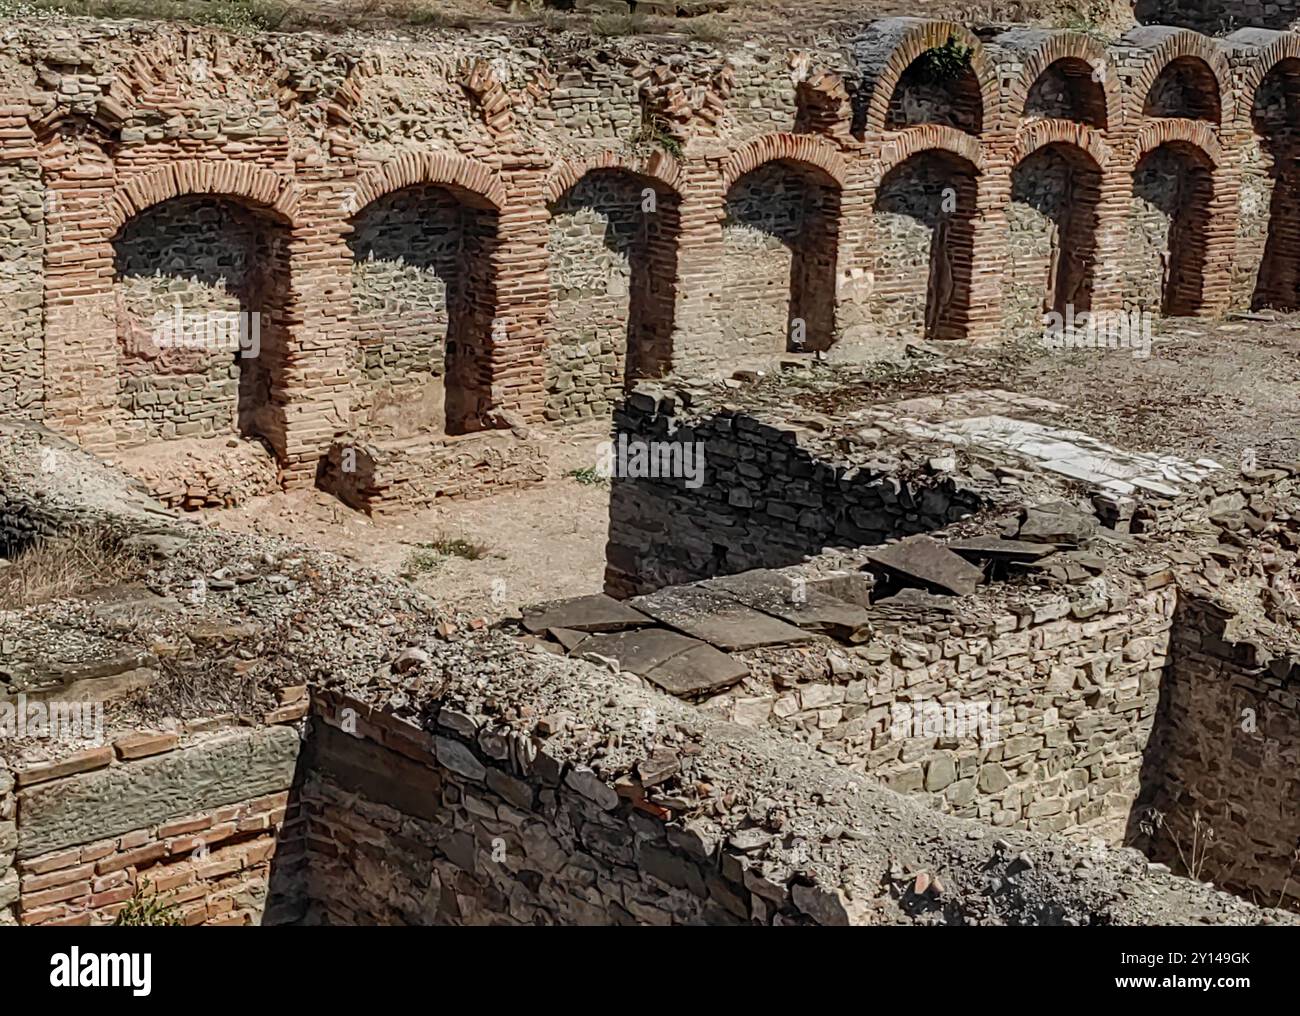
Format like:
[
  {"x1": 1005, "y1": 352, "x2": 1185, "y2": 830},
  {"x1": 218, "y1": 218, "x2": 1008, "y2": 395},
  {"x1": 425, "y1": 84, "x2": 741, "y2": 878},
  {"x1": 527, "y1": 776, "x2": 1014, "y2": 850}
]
[{"x1": 916, "y1": 35, "x2": 973, "y2": 85}]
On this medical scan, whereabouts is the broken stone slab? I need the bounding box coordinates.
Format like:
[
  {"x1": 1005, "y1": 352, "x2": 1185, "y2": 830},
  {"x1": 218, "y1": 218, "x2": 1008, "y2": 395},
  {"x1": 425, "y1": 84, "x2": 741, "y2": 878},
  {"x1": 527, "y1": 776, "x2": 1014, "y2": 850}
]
[
  {"x1": 577, "y1": 627, "x2": 700, "y2": 674},
  {"x1": 628, "y1": 585, "x2": 814, "y2": 651},
  {"x1": 521, "y1": 593, "x2": 652, "y2": 635},
  {"x1": 703, "y1": 569, "x2": 872, "y2": 640},
  {"x1": 865, "y1": 535, "x2": 984, "y2": 596},
  {"x1": 641, "y1": 643, "x2": 749, "y2": 698},
  {"x1": 548, "y1": 627, "x2": 593, "y2": 653},
  {"x1": 1015, "y1": 502, "x2": 1098, "y2": 547},
  {"x1": 577, "y1": 628, "x2": 748, "y2": 697},
  {"x1": 869, "y1": 587, "x2": 958, "y2": 616},
  {"x1": 946, "y1": 536, "x2": 1060, "y2": 564}
]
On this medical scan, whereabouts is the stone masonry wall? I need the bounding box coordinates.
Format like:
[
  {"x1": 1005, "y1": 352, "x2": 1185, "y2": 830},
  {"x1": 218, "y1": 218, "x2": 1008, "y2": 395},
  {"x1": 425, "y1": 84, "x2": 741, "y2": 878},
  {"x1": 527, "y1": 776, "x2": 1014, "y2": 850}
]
[
  {"x1": 715, "y1": 578, "x2": 1178, "y2": 844},
  {"x1": 347, "y1": 186, "x2": 461, "y2": 438},
  {"x1": 604, "y1": 389, "x2": 985, "y2": 596},
  {"x1": 0, "y1": 16, "x2": 1296, "y2": 492},
  {"x1": 0, "y1": 156, "x2": 43, "y2": 421},
  {"x1": 1136, "y1": 594, "x2": 1300, "y2": 909},
  {"x1": 8, "y1": 723, "x2": 304, "y2": 927},
  {"x1": 301, "y1": 689, "x2": 843, "y2": 926},
  {"x1": 113, "y1": 196, "x2": 284, "y2": 446}
]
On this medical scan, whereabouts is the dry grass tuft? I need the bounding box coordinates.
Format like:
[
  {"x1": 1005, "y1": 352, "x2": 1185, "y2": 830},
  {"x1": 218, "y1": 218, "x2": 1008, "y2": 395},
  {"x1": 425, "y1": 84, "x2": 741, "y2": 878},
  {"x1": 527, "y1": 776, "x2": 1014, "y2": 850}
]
[{"x1": 0, "y1": 528, "x2": 146, "y2": 610}]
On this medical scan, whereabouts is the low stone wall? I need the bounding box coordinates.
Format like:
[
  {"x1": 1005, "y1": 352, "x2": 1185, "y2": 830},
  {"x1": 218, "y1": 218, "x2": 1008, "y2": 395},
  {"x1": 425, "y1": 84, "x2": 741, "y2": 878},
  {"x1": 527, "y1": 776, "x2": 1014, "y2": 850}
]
[
  {"x1": 0, "y1": 763, "x2": 15, "y2": 925},
  {"x1": 1136, "y1": 594, "x2": 1300, "y2": 909},
  {"x1": 604, "y1": 389, "x2": 985, "y2": 596},
  {"x1": 301, "y1": 691, "x2": 776, "y2": 926},
  {"x1": 317, "y1": 430, "x2": 548, "y2": 514},
  {"x1": 7, "y1": 724, "x2": 304, "y2": 927},
  {"x1": 715, "y1": 576, "x2": 1178, "y2": 843}
]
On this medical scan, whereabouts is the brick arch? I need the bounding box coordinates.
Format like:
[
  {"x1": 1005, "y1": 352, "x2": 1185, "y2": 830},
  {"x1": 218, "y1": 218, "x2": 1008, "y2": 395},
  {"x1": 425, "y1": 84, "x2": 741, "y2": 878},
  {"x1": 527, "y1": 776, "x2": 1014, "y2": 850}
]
[
  {"x1": 1236, "y1": 34, "x2": 1300, "y2": 130},
  {"x1": 544, "y1": 149, "x2": 683, "y2": 204},
  {"x1": 859, "y1": 20, "x2": 1000, "y2": 135},
  {"x1": 1010, "y1": 33, "x2": 1122, "y2": 130},
  {"x1": 1133, "y1": 119, "x2": 1223, "y2": 168},
  {"x1": 108, "y1": 161, "x2": 303, "y2": 234},
  {"x1": 721, "y1": 133, "x2": 848, "y2": 191},
  {"x1": 347, "y1": 150, "x2": 507, "y2": 215},
  {"x1": 1127, "y1": 29, "x2": 1232, "y2": 126},
  {"x1": 877, "y1": 125, "x2": 983, "y2": 179},
  {"x1": 1015, "y1": 120, "x2": 1111, "y2": 169}
]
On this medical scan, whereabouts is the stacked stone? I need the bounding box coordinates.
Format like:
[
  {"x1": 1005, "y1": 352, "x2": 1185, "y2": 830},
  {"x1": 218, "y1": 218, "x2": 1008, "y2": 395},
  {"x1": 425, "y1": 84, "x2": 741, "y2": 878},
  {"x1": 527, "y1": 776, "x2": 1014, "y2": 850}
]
[
  {"x1": 723, "y1": 575, "x2": 1176, "y2": 842},
  {"x1": 0, "y1": 764, "x2": 14, "y2": 926},
  {"x1": 605, "y1": 387, "x2": 988, "y2": 596}
]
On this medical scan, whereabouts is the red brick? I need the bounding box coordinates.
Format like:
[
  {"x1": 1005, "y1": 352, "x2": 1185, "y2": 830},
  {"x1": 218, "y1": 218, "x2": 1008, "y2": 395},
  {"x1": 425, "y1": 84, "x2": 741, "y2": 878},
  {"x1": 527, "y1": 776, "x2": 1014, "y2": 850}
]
[
  {"x1": 113, "y1": 731, "x2": 180, "y2": 760},
  {"x1": 21, "y1": 881, "x2": 90, "y2": 910},
  {"x1": 96, "y1": 841, "x2": 166, "y2": 875},
  {"x1": 158, "y1": 814, "x2": 215, "y2": 838},
  {"x1": 14, "y1": 746, "x2": 113, "y2": 787},
  {"x1": 21, "y1": 863, "x2": 95, "y2": 893},
  {"x1": 18, "y1": 847, "x2": 83, "y2": 875},
  {"x1": 90, "y1": 886, "x2": 137, "y2": 908}
]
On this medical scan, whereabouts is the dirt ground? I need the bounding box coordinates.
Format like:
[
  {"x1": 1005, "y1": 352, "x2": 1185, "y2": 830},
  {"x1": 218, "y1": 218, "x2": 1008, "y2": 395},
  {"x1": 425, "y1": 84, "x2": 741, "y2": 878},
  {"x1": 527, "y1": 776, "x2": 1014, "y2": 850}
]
[{"x1": 204, "y1": 421, "x2": 613, "y2": 617}]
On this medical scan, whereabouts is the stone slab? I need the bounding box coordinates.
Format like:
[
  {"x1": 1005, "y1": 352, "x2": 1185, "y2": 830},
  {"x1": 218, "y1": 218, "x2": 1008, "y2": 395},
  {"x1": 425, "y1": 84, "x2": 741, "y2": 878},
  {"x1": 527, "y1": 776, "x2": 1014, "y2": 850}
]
[
  {"x1": 641, "y1": 643, "x2": 749, "y2": 698},
  {"x1": 704, "y1": 569, "x2": 872, "y2": 640},
  {"x1": 627, "y1": 585, "x2": 814, "y2": 651},
  {"x1": 521, "y1": 593, "x2": 652, "y2": 634},
  {"x1": 865, "y1": 536, "x2": 984, "y2": 596},
  {"x1": 17, "y1": 725, "x2": 301, "y2": 858},
  {"x1": 577, "y1": 628, "x2": 702, "y2": 675},
  {"x1": 946, "y1": 536, "x2": 1060, "y2": 563}
]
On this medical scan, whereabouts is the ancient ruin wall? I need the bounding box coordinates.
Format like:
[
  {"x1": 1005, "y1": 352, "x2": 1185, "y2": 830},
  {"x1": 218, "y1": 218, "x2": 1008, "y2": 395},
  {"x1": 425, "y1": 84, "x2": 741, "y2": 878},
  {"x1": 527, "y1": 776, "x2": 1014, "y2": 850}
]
[
  {"x1": 720, "y1": 580, "x2": 1178, "y2": 844},
  {"x1": 1136, "y1": 594, "x2": 1300, "y2": 908},
  {"x1": 1, "y1": 17, "x2": 1300, "y2": 495},
  {"x1": 604, "y1": 391, "x2": 984, "y2": 596},
  {"x1": 5, "y1": 724, "x2": 305, "y2": 927}
]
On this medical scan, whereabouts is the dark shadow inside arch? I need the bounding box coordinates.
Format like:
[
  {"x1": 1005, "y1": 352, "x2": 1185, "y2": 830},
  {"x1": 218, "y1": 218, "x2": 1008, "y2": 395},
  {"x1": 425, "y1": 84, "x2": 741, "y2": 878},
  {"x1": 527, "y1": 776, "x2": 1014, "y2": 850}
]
[
  {"x1": 1251, "y1": 58, "x2": 1300, "y2": 311},
  {"x1": 872, "y1": 149, "x2": 978, "y2": 341},
  {"x1": 347, "y1": 183, "x2": 499, "y2": 437},
  {"x1": 1132, "y1": 143, "x2": 1214, "y2": 316},
  {"x1": 112, "y1": 195, "x2": 292, "y2": 460},
  {"x1": 721, "y1": 160, "x2": 841, "y2": 355},
  {"x1": 1010, "y1": 143, "x2": 1103, "y2": 319},
  {"x1": 1024, "y1": 57, "x2": 1109, "y2": 128},
  {"x1": 1143, "y1": 56, "x2": 1221, "y2": 123},
  {"x1": 885, "y1": 46, "x2": 984, "y2": 135}
]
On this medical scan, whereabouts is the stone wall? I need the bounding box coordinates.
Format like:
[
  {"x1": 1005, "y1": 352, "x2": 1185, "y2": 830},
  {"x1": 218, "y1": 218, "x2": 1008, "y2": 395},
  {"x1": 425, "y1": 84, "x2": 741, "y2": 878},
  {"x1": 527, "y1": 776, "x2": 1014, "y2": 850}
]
[
  {"x1": 0, "y1": 16, "x2": 1296, "y2": 495},
  {"x1": 301, "y1": 691, "x2": 779, "y2": 926},
  {"x1": 1136, "y1": 594, "x2": 1300, "y2": 909},
  {"x1": 604, "y1": 388, "x2": 985, "y2": 596},
  {"x1": 715, "y1": 577, "x2": 1178, "y2": 844},
  {"x1": 0, "y1": 154, "x2": 43, "y2": 421},
  {"x1": 7, "y1": 724, "x2": 304, "y2": 926}
]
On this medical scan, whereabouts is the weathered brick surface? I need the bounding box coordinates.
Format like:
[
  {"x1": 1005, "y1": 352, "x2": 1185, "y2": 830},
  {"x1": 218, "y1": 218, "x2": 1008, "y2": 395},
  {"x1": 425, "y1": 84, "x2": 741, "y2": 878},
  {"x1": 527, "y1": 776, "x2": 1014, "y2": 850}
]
[
  {"x1": 0, "y1": 16, "x2": 1293, "y2": 502},
  {"x1": 16, "y1": 726, "x2": 300, "y2": 858}
]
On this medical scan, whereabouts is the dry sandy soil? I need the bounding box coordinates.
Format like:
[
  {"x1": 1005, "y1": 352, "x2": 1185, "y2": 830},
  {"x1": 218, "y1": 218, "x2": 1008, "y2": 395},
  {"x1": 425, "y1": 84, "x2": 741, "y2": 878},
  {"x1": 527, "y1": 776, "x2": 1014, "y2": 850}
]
[{"x1": 204, "y1": 420, "x2": 614, "y2": 617}]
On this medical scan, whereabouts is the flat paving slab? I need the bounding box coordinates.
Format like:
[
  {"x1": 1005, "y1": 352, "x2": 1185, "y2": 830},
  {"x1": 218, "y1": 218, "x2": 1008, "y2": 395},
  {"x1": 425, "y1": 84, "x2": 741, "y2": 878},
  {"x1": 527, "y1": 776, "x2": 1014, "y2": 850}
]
[
  {"x1": 575, "y1": 627, "x2": 747, "y2": 697},
  {"x1": 704, "y1": 569, "x2": 872, "y2": 640},
  {"x1": 521, "y1": 593, "x2": 652, "y2": 635},
  {"x1": 865, "y1": 535, "x2": 984, "y2": 596},
  {"x1": 628, "y1": 584, "x2": 814, "y2": 651}
]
